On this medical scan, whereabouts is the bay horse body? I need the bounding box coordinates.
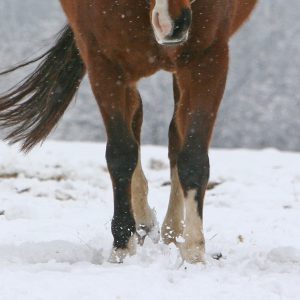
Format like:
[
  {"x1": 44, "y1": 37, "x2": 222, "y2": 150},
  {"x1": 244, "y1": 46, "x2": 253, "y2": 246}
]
[{"x1": 0, "y1": 0, "x2": 257, "y2": 263}]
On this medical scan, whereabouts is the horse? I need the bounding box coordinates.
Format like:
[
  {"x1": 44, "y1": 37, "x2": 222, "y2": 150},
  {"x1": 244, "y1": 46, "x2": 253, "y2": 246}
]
[{"x1": 0, "y1": 0, "x2": 257, "y2": 263}]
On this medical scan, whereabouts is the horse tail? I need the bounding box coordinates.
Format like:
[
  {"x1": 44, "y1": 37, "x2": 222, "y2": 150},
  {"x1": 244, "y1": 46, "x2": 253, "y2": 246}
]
[{"x1": 0, "y1": 25, "x2": 85, "y2": 152}]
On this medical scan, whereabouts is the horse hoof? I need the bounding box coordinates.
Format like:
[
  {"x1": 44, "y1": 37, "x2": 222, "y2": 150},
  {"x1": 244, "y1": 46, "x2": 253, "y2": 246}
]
[
  {"x1": 161, "y1": 223, "x2": 184, "y2": 245},
  {"x1": 161, "y1": 231, "x2": 176, "y2": 245},
  {"x1": 148, "y1": 208, "x2": 160, "y2": 244},
  {"x1": 161, "y1": 228, "x2": 181, "y2": 245},
  {"x1": 136, "y1": 208, "x2": 160, "y2": 245},
  {"x1": 179, "y1": 240, "x2": 205, "y2": 264},
  {"x1": 136, "y1": 223, "x2": 160, "y2": 245},
  {"x1": 108, "y1": 235, "x2": 136, "y2": 263}
]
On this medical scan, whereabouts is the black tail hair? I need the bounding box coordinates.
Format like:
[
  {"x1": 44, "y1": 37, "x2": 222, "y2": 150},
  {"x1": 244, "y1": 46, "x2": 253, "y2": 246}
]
[{"x1": 0, "y1": 25, "x2": 85, "y2": 151}]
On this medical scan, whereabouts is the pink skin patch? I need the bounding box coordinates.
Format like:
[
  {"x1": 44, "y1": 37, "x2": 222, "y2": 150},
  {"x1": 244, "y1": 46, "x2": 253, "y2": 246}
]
[
  {"x1": 151, "y1": 0, "x2": 173, "y2": 43},
  {"x1": 153, "y1": 12, "x2": 173, "y2": 37}
]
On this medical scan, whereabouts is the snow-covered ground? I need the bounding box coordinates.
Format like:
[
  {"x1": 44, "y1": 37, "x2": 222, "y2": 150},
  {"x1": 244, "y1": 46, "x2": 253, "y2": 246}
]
[
  {"x1": 1, "y1": 0, "x2": 300, "y2": 150},
  {"x1": 0, "y1": 141, "x2": 299, "y2": 300}
]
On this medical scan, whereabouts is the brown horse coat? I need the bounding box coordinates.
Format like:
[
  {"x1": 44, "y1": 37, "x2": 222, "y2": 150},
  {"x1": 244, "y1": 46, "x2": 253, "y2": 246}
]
[{"x1": 0, "y1": 0, "x2": 257, "y2": 263}]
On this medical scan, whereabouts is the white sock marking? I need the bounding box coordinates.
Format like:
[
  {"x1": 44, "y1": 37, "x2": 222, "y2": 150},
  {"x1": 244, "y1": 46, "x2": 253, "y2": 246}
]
[{"x1": 180, "y1": 190, "x2": 205, "y2": 263}]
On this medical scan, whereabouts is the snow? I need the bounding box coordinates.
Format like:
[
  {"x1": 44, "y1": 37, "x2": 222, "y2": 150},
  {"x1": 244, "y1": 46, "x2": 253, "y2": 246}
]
[
  {"x1": 0, "y1": 141, "x2": 300, "y2": 300},
  {"x1": 1, "y1": 0, "x2": 300, "y2": 150}
]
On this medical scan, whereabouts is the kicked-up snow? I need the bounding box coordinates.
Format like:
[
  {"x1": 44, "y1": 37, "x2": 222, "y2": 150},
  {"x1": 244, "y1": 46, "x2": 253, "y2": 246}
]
[{"x1": 0, "y1": 141, "x2": 299, "y2": 300}]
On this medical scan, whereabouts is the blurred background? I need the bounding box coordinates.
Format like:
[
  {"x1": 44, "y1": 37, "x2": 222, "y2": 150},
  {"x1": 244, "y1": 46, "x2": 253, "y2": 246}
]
[{"x1": 0, "y1": 0, "x2": 299, "y2": 150}]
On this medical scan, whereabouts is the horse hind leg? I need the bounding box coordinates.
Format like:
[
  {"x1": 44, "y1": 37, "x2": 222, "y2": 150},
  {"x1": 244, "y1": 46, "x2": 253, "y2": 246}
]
[{"x1": 130, "y1": 89, "x2": 160, "y2": 245}]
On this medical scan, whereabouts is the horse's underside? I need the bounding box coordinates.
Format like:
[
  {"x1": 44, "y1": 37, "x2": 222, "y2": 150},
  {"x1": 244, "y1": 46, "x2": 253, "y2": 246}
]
[{"x1": 0, "y1": 0, "x2": 257, "y2": 263}]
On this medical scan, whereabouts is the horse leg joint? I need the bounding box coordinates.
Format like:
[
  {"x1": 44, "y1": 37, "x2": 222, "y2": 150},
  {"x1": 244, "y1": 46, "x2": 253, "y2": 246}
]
[
  {"x1": 106, "y1": 137, "x2": 139, "y2": 185},
  {"x1": 177, "y1": 146, "x2": 210, "y2": 198}
]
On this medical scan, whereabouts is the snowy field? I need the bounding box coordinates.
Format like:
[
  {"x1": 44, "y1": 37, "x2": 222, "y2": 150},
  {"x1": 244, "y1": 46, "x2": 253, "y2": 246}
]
[
  {"x1": 0, "y1": 141, "x2": 300, "y2": 300},
  {"x1": 1, "y1": 0, "x2": 300, "y2": 150}
]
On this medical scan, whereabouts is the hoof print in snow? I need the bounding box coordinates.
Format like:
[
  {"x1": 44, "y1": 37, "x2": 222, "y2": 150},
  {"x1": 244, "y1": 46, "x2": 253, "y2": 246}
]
[
  {"x1": 16, "y1": 187, "x2": 31, "y2": 194},
  {"x1": 212, "y1": 252, "x2": 223, "y2": 260},
  {"x1": 238, "y1": 235, "x2": 244, "y2": 243},
  {"x1": 41, "y1": 175, "x2": 67, "y2": 182},
  {"x1": 149, "y1": 159, "x2": 168, "y2": 170},
  {"x1": 0, "y1": 172, "x2": 18, "y2": 179},
  {"x1": 282, "y1": 205, "x2": 292, "y2": 209},
  {"x1": 55, "y1": 190, "x2": 75, "y2": 201}
]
